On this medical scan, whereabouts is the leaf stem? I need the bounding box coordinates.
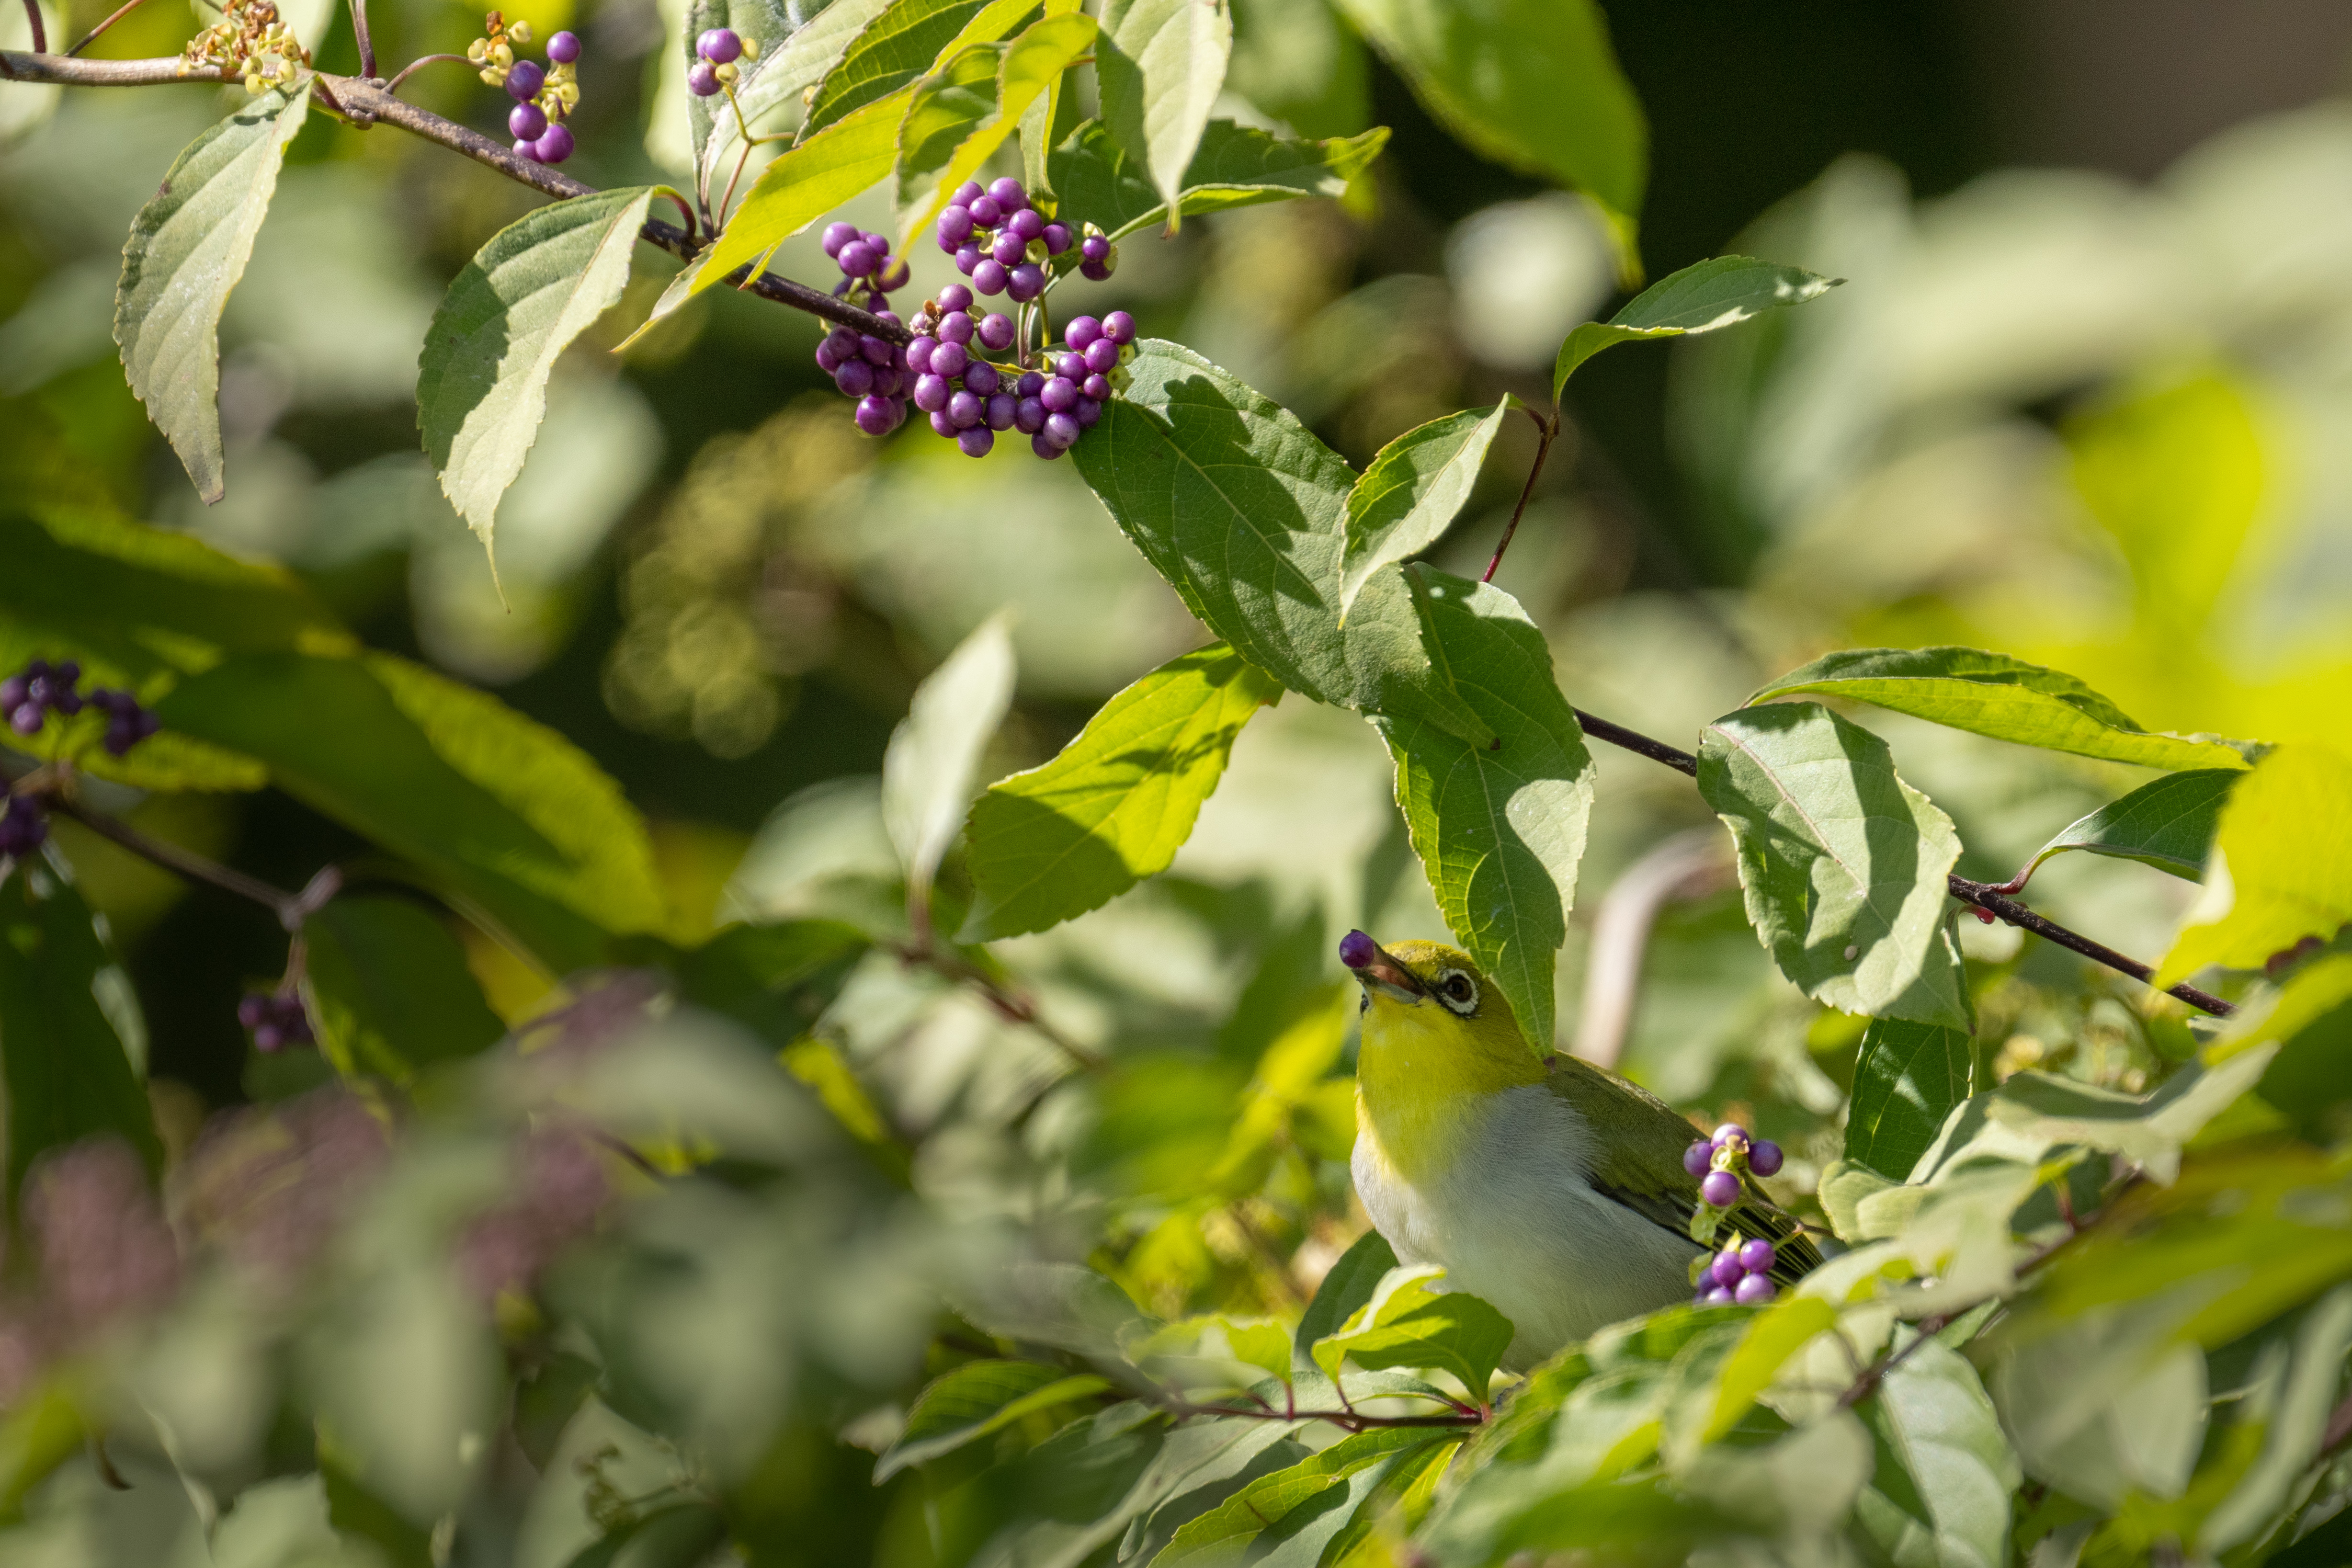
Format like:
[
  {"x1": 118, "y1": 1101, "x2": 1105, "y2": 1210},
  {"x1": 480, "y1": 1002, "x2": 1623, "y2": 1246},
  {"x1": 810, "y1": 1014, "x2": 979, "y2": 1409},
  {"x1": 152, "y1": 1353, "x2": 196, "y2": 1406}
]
[
  {"x1": 16, "y1": 0, "x2": 41, "y2": 54},
  {"x1": 345, "y1": 0, "x2": 373, "y2": 80},
  {"x1": 64, "y1": 0, "x2": 158, "y2": 57},
  {"x1": 1481, "y1": 409, "x2": 1559, "y2": 585},
  {"x1": 380, "y1": 52, "x2": 470, "y2": 94}
]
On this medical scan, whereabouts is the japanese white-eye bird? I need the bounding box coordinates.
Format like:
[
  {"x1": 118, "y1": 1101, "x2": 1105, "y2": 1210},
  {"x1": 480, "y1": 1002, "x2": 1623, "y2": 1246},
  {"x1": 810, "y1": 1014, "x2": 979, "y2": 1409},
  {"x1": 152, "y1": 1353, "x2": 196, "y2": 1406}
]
[{"x1": 1341, "y1": 930, "x2": 1818, "y2": 1367}]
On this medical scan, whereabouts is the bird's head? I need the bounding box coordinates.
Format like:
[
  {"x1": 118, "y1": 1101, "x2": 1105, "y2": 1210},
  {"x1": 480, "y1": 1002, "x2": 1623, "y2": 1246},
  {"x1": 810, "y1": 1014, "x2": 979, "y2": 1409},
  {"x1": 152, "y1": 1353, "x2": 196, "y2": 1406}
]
[{"x1": 1340, "y1": 931, "x2": 1543, "y2": 1130}]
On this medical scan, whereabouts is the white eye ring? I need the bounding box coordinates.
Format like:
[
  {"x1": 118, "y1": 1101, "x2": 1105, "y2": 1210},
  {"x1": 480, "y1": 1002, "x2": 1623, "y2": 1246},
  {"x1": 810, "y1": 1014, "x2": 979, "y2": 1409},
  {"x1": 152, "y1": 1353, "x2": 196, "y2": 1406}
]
[{"x1": 1434, "y1": 968, "x2": 1478, "y2": 1016}]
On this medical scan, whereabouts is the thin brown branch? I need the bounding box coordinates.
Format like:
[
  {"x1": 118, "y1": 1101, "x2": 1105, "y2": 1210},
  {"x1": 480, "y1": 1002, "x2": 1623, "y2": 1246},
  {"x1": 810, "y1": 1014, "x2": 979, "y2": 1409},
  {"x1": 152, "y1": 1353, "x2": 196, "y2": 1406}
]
[
  {"x1": 1154, "y1": 1391, "x2": 1482, "y2": 1434},
  {"x1": 380, "y1": 51, "x2": 468, "y2": 94},
  {"x1": 65, "y1": 0, "x2": 159, "y2": 57},
  {"x1": 1482, "y1": 409, "x2": 1559, "y2": 584},
  {"x1": 345, "y1": 0, "x2": 373, "y2": 81},
  {"x1": 17, "y1": 0, "x2": 42, "y2": 55},
  {"x1": 49, "y1": 795, "x2": 301, "y2": 919}
]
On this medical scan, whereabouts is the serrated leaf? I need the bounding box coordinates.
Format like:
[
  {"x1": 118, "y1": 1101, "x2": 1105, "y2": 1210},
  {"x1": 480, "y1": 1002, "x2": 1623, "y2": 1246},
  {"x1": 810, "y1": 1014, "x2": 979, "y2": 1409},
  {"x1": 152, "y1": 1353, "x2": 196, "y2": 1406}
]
[
  {"x1": 1331, "y1": 0, "x2": 1643, "y2": 270},
  {"x1": 0, "y1": 859, "x2": 160, "y2": 1203},
  {"x1": 1851, "y1": 1339, "x2": 2020, "y2": 1568},
  {"x1": 114, "y1": 83, "x2": 310, "y2": 504},
  {"x1": 1295, "y1": 1229, "x2": 1398, "y2": 1361},
  {"x1": 1749, "y1": 646, "x2": 2252, "y2": 774},
  {"x1": 1698, "y1": 701, "x2": 1972, "y2": 1029},
  {"x1": 417, "y1": 188, "x2": 657, "y2": 568},
  {"x1": 1374, "y1": 568, "x2": 1594, "y2": 1053},
  {"x1": 691, "y1": 93, "x2": 903, "y2": 302},
  {"x1": 883, "y1": 613, "x2": 1017, "y2": 914},
  {"x1": 1046, "y1": 117, "x2": 1387, "y2": 241},
  {"x1": 700, "y1": 0, "x2": 896, "y2": 193},
  {"x1": 1097, "y1": 0, "x2": 1232, "y2": 230},
  {"x1": 875, "y1": 1361, "x2": 1112, "y2": 1480},
  {"x1": 802, "y1": 0, "x2": 1027, "y2": 137},
  {"x1": 2015, "y1": 768, "x2": 2238, "y2": 890},
  {"x1": 1848, "y1": 1017, "x2": 1976, "y2": 1182},
  {"x1": 1914, "y1": 1051, "x2": 2279, "y2": 1190},
  {"x1": 1155, "y1": 1427, "x2": 1443, "y2": 1568},
  {"x1": 683, "y1": 0, "x2": 802, "y2": 182},
  {"x1": 1551, "y1": 255, "x2": 1839, "y2": 403},
  {"x1": 2158, "y1": 742, "x2": 2352, "y2": 986},
  {"x1": 1339, "y1": 401, "x2": 1510, "y2": 619},
  {"x1": 1312, "y1": 1264, "x2": 1513, "y2": 1398},
  {"x1": 302, "y1": 897, "x2": 506, "y2": 1087},
  {"x1": 961, "y1": 642, "x2": 1279, "y2": 941},
  {"x1": 894, "y1": 12, "x2": 1098, "y2": 246},
  {"x1": 157, "y1": 652, "x2": 668, "y2": 971}
]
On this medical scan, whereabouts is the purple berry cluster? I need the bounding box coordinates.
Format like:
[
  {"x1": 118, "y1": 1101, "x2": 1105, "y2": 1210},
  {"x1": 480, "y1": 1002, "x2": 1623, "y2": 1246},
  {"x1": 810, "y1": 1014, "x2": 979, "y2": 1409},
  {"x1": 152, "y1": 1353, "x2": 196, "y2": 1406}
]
[
  {"x1": 0, "y1": 795, "x2": 45, "y2": 859},
  {"x1": 1695, "y1": 1237, "x2": 1780, "y2": 1307},
  {"x1": 2, "y1": 659, "x2": 161, "y2": 755},
  {"x1": 238, "y1": 990, "x2": 315, "y2": 1054},
  {"x1": 1682, "y1": 1121, "x2": 1784, "y2": 1209},
  {"x1": 470, "y1": 14, "x2": 582, "y2": 166},
  {"x1": 935, "y1": 176, "x2": 1114, "y2": 297},
  {"x1": 891, "y1": 291, "x2": 1135, "y2": 459},
  {"x1": 685, "y1": 24, "x2": 760, "y2": 97}
]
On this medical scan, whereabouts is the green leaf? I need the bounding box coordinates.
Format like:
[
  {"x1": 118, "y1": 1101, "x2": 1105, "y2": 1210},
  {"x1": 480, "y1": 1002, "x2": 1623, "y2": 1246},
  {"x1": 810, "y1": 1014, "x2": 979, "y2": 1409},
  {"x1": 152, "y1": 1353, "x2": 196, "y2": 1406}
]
[
  {"x1": 661, "y1": 918, "x2": 872, "y2": 1048},
  {"x1": 0, "y1": 859, "x2": 159, "y2": 1203},
  {"x1": 681, "y1": 0, "x2": 804, "y2": 183},
  {"x1": 302, "y1": 897, "x2": 506, "y2": 1086},
  {"x1": 2215, "y1": 953, "x2": 2352, "y2": 1141},
  {"x1": 1226, "y1": 0, "x2": 1368, "y2": 140},
  {"x1": 699, "y1": 0, "x2": 895, "y2": 193},
  {"x1": 1748, "y1": 646, "x2": 2253, "y2": 774},
  {"x1": 2203, "y1": 1285, "x2": 2352, "y2": 1553},
  {"x1": 1339, "y1": 401, "x2": 1511, "y2": 619},
  {"x1": 883, "y1": 613, "x2": 1016, "y2": 912},
  {"x1": 416, "y1": 188, "x2": 657, "y2": 570},
  {"x1": 1695, "y1": 1295, "x2": 1839, "y2": 1446},
  {"x1": 1847, "y1": 1017, "x2": 1976, "y2": 1182},
  {"x1": 690, "y1": 92, "x2": 903, "y2": 300},
  {"x1": 2014, "y1": 768, "x2": 2238, "y2": 890},
  {"x1": 1374, "y1": 569, "x2": 1594, "y2": 1053},
  {"x1": 1155, "y1": 1427, "x2": 1445, "y2": 1568},
  {"x1": 158, "y1": 652, "x2": 667, "y2": 971},
  {"x1": 962, "y1": 643, "x2": 1278, "y2": 940},
  {"x1": 1311, "y1": 1264, "x2": 1513, "y2": 1398},
  {"x1": 114, "y1": 84, "x2": 310, "y2": 504},
  {"x1": 875, "y1": 1361, "x2": 1113, "y2": 1480},
  {"x1": 1097, "y1": 0, "x2": 1232, "y2": 230},
  {"x1": 1295, "y1": 1229, "x2": 1398, "y2": 1362},
  {"x1": 893, "y1": 12, "x2": 1098, "y2": 245},
  {"x1": 2158, "y1": 742, "x2": 2352, "y2": 986},
  {"x1": 1046, "y1": 117, "x2": 1388, "y2": 241},
  {"x1": 1551, "y1": 255, "x2": 1839, "y2": 404},
  {"x1": 1123, "y1": 1316, "x2": 1296, "y2": 1394},
  {"x1": 1331, "y1": 0, "x2": 1643, "y2": 269},
  {"x1": 1852, "y1": 1338, "x2": 2020, "y2": 1568},
  {"x1": 1698, "y1": 701, "x2": 1972, "y2": 1029},
  {"x1": 802, "y1": 0, "x2": 1033, "y2": 136}
]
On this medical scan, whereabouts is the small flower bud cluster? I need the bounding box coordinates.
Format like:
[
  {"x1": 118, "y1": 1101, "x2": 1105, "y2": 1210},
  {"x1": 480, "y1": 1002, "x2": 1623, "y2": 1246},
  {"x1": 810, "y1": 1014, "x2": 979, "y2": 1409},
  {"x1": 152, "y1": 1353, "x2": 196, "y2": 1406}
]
[
  {"x1": 182, "y1": 0, "x2": 307, "y2": 94},
  {"x1": 685, "y1": 25, "x2": 760, "y2": 97},
  {"x1": 1695, "y1": 1237, "x2": 1779, "y2": 1307},
  {"x1": 2, "y1": 659, "x2": 161, "y2": 755},
  {"x1": 0, "y1": 796, "x2": 45, "y2": 860},
  {"x1": 936, "y1": 176, "x2": 1114, "y2": 298},
  {"x1": 1682, "y1": 1121, "x2": 1784, "y2": 1209},
  {"x1": 238, "y1": 990, "x2": 315, "y2": 1054},
  {"x1": 470, "y1": 13, "x2": 582, "y2": 165}
]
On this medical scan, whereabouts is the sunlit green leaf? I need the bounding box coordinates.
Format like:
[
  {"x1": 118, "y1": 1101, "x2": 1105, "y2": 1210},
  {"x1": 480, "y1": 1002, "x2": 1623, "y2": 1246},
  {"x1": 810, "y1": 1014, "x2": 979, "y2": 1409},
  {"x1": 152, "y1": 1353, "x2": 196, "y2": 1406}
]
[
  {"x1": 875, "y1": 1361, "x2": 1113, "y2": 1480},
  {"x1": 114, "y1": 84, "x2": 310, "y2": 504},
  {"x1": 1847, "y1": 1017, "x2": 1976, "y2": 1181},
  {"x1": 1913, "y1": 1051, "x2": 2281, "y2": 1189},
  {"x1": 700, "y1": 0, "x2": 895, "y2": 191},
  {"x1": 1551, "y1": 256, "x2": 1837, "y2": 403},
  {"x1": 1155, "y1": 1426, "x2": 1445, "y2": 1568},
  {"x1": 1295, "y1": 1229, "x2": 1399, "y2": 1361},
  {"x1": 2213, "y1": 953, "x2": 2352, "y2": 1141},
  {"x1": 682, "y1": 0, "x2": 807, "y2": 183},
  {"x1": 1123, "y1": 1315, "x2": 1295, "y2": 1395},
  {"x1": 2158, "y1": 742, "x2": 2352, "y2": 986},
  {"x1": 1339, "y1": 401, "x2": 1511, "y2": 619},
  {"x1": 894, "y1": 12, "x2": 1098, "y2": 245},
  {"x1": 1311, "y1": 1264, "x2": 1513, "y2": 1399},
  {"x1": 1695, "y1": 1295, "x2": 1838, "y2": 1446},
  {"x1": 802, "y1": 0, "x2": 1027, "y2": 137},
  {"x1": 1046, "y1": 117, "x2": 1388, "y2": 241},
  {"x1": 1097, "y1": 0, "x2": 1232, "y2": 229},
  {"x1": 1852, "y1": 1338, "x2": 2019, "y2": 1568},
  {"x1": 962, "y1": 643, "x2": 1279, "y2": 941},
  {"x1": 1749, "y1": 646, "x2": 2251, "y2": 774},
  {"x1": 882, "y1": 612, "x2": 1016, "y2": 917},
  {"x1": 691, "y1": 93, "x2": 903, "y2": 301},
  {"x1": 2202, "y1": 1285, "x2": 2352, "y2": 1553},
  {"x1": 1698, "y1": 701, "x2": 1972, "y2": 1029},
  {"x1": 302, "y1": 897, "x2": 506, "y2": 1087},
  {"x1": 1331, "y1": 0, "x2": 1643, "y2": 268},
  {"x1": 417, "y1": 187, "x2": 657, "y2": 570},
  {"x1": 2015, "y1": 768, "x2": 2238, "y2": 889}
]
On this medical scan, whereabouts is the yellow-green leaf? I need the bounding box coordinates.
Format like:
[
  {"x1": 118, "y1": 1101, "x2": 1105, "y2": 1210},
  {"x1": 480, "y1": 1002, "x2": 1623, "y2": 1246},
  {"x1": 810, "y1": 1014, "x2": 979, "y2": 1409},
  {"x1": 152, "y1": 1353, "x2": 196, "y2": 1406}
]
[
  {"x1": 692, "y1": 93, "x2": 905, "y2": 302},
  {"x1": 2159, "y1": 743, "x2": 2352, "y2": 985}
]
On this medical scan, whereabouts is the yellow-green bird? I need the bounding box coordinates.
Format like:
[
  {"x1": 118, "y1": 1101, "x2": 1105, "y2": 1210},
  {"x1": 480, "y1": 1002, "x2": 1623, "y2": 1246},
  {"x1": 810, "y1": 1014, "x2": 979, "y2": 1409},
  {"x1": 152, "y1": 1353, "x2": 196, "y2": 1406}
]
[{"x1": 1341, "y1": 930, "x2": 1818, "y2": 1367}]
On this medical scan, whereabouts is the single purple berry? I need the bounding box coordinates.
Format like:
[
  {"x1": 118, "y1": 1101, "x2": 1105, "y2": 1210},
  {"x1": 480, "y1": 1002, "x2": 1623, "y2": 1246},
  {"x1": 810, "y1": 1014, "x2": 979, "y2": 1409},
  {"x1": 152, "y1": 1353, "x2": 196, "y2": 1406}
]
[
  {"x1": 1042, "y1": 410, "x2": 1079, "y2": 449},
  {"x1": 938, "y1": 283, "x2": 973, "y2": 313},
  {"x1": 946, "y1": 389, "x2": 983, "y2": 429},
  {"x1": 546, "y1": 29, "x2": 580, "y2": 62},
  {"x1": 1102, "y1": 309, "x2": 1136, "y2": 345},
  {"x1": 1014, "y1": 396, "x2": 1047, "y2": 434},
  {"x1": 1080, "y1": 259, "x2": 1111, "y2": 282},
  {"x1": 1738, "y1": 1238, "x2": 1776, "y2": 1274},
  {"x1": 929, "y1": 409, "x2": 959, "y2": 438},
  {"x1": 1700, "y1": 1285, "x2": 1735, "y2": 1307},
  {"x1": 937, "y1": 206, "x2": 973, "y2": 247},
  {"x1": 864, "y1": 231, "x2": 891, "y2": 257},
  {"x1": 985, "y1": 392, "x2": 1017, "y2": 430},
  {"x1": 510, "y1": 100, "x2": 548, "y2": 140},
  {"x1": 990, "y1": 232, "x2": 1024, "y2": 269},
  {"x1": 534, "y1": 124, "x2": 574, "y2": 164},
  {"x1": 1052, "y1": 352, "x2": 1084, "y2": 382},
  {"x1": 987, "y1": 175, "x2": 1026, "y2": 209},
  {"x1": 1016, "y1": 370, "x2": 1045, "y2": 398},
  {"x1": 1750, "y1": 1140, "x2": 1785, "y2": 1178},
  {"x1": 1040, "y1": 375, "x2": 1077, "y2": 413},
  {"x1": 912, "y1": 374, "x2": 952, "y2": 413},
  {"x1": 972, "y1": 259, "x2": 1008, "y2": 295},
  {"x1": 253, "y1": 1023, "x2": 283, "y2": 1053},
  {"x1": 1074, "y1": 396, "x2": 1101, "y2": 427},
  {"x1": 905, "y1": 336, "x2": 935, "y2": 375},
  {"x1": 837, "y1": 239, "x2": 877, "y2": 278},
  {"x1": 1080, "y1": 234, "x2": 1111, "y2": 265},
  {"x1": 1081, "y1": 372, "x2": 1110, "y2": 401},
  {"x1": 872, "y1": 365, "x2": 904, "y2": 397},
  {"x1": 854, "y1": 395, "x2": 898, "y2": 435},
  {"x1": 977, "y1": 312, "x2": 1015, "y2": 352},
  {"x1": 1065, "y1": 315, "x2": 1102, "y2": 351},
  {"x1": 698, "y1": 26, "x2": 741, "y2": 63},
  {"x1": 952, "y1": 180, "x2": 985, "y2": 206},
  {"x1": 506, "y1": 58, "x2": 544, "y2": 99},
  {"x1": 9, "y1": 704, "x2": 41, "y2": 737},
  {"x1": 102, "y1": 722, "x2": 135, "y2": 756},
  {"x1": 1701, "y1": 1170, "x2": 1739, "y2": 1208},
  {"x1": 820, "y1": 221, "x2": 858, "y2": 257},
  {"x1": 930, "y1": 340, "x2": 968, "y2": 378},
  {"x1": 687, "y1": 60, "x2": 720, "y2": 95},
  {"x1": 859, "y1": 333, "x2": 893, "y2": 366},
  {"x1": 1710, "y1": 1250, "x2": 1744, "y2": 1288},
  {"x1": 237, "y1": 994, "x2": 268, "y2": 1029},
  {"x1": 1006, "y1": 263, "x2": 1044, "y2": 302},
  {"x1": 835, "y1": 360, "x2": 875, "y2": 398},
  {"x1": 938, "y1": 310, "x2": 974, "y2": 345},
  {"x1": 513, "y1": 138, "x2": 541, "y2": 162},
  {"x1": 878, "y1": 258, "x2": 910, "y2": 292},
  {"x1": 1007, "y1": 208, "x2": 1044, "y2": 243},
  {"x1": 1712, "y1": 1124, "x2": 1748, "y2": 1149},
  {"x1": 957, "y1": 426, "x2": 994, "y2": 458},
  {"x1": 954, "y1": 245, "x2": 982, "y2": 276},
  {"x1": 1042, "y1": 221, "x2": 1072, "y2": 255},
  {"x1": 1682, "y1": 1142, "x2": 1713, "y2": 1178},
  {"x1": 1734, "y1": 1274, "x2": 1775, "y2": 1306},
  {"x1": 0, "y1": 676, "x2": 24, "y2": 712},
  {"x1": 963, "y1": 361, "x2": 1000, "y2": 397},
  {"x1": 967, "y1": 194, "x2": 1002, "y2": 228},
  {"x1": 1082, "y1": 338, "x2": 1119, "y2": 375},
  {"x1": 1031, "y1": 432, "x2": 1066, "y2": 459}
]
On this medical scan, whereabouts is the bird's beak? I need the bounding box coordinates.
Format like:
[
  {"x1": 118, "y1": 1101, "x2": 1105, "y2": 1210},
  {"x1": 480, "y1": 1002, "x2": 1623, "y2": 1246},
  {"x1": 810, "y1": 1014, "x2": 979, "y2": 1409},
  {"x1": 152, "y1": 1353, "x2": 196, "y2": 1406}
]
[{"x1": 1339, "y1": 929, "x2": 1424, "y2": 1003}]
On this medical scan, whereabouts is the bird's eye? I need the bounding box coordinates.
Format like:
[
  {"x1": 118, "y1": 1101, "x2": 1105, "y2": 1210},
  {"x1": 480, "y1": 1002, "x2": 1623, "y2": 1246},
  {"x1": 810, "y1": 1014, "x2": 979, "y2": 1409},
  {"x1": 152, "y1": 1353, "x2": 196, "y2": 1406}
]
[{"x1": 1435, "y1": 969, "x2": 1478, "y2": 1015}]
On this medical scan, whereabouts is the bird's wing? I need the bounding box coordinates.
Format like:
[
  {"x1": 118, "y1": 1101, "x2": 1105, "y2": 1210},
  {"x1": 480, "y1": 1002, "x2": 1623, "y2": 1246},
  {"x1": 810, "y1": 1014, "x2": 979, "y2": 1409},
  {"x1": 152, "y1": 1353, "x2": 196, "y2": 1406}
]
[{"x1": 1545, "y1": 1055, "x2": 1822, "y2": 1288}]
